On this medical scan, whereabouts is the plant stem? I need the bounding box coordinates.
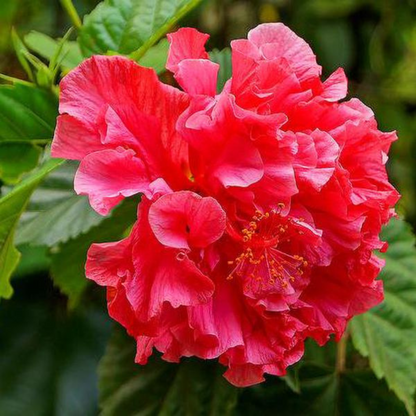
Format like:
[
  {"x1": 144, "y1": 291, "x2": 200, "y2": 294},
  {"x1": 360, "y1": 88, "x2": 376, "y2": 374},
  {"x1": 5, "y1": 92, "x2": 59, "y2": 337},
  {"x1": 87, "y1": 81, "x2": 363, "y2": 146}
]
[
  {"x1": 60, "y1": 0, "x2": 82, "y2": 30},
  {"x1": 336, "y1": 329, "x2": 349, "y2": 373}
]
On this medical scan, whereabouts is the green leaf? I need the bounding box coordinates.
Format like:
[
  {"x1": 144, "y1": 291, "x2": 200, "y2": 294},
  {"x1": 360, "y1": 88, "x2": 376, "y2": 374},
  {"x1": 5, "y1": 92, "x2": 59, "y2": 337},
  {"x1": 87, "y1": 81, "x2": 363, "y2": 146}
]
[
  {"x1": 16, "y1": 162, "x2": 104, "y2": 247},
  {"x1": 282, "y1": 366, "x2": 301, "y2": 394},
  {"x1": 17, "y1": 197, "x2": 102, "y2": 247},
  {"x1": 0, "y1": 83, "x2": 58, "y2": 141},
  {"x1": 13, "y1": 244, "x2": 51, "y2": 279},
  {"x1": 210, "y1": 48, "x2": 232, "y2": 93},
  {"x1": 0, "y1": 277, "x2": 111, "y2": 416},
  {"x1": 0, "y1": 141, "x2": 41, "y2": 184},
  {"x1": 0, "y1": 234, "x2": 20, "y2": 300},
  {"x1": 24, "y1": 31, "x2": 84, "y2": 70},
  {"x1": 138, "y1": 38, "x2": 169, "y2": 74},
  {"x1": 0, "y1": 158, "x2": 64, "y2": 299},
  {"x1": 99, "y1": 327, "x2": 239, "y2": 416},
  {"x1": 0, "y1": 84, "x2": 58, "y2": 183},
  {"x1": 350, "y1": 217, "x2": 416, "y2": 415},
  {"x1": 78, "y1": 0, "x2": 202, "y2": 59},
  {"x1": 50, "y1": 198, "x2": 138, "y2": 308}
]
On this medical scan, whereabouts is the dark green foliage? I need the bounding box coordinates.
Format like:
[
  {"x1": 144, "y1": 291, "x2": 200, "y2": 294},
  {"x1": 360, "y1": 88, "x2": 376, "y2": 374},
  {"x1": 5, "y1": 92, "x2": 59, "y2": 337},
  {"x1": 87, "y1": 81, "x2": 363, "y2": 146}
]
[
  {"x1": 237, "y1": 366, "x2": 407, "y2": 416},
  {"x1": 0, "y1": 274, "x2": 111, "y2": 416},
  {"x1": 99, "y1": 327, "x2": 239, "y2": 416}
]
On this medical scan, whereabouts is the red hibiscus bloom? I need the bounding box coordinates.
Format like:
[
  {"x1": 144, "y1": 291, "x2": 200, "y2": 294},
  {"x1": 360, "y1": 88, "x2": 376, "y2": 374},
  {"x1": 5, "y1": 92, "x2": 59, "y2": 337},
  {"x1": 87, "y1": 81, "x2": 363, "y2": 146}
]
[{"x1": 52, "y1": 23, "x2": 399, "y2": 386}]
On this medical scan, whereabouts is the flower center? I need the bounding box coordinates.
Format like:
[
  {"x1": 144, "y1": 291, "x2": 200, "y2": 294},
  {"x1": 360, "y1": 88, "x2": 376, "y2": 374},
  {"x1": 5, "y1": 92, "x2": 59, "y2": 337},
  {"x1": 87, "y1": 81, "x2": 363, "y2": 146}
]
[{"x1": 226, "y1": 207, "x2": 308, "y2": 293}]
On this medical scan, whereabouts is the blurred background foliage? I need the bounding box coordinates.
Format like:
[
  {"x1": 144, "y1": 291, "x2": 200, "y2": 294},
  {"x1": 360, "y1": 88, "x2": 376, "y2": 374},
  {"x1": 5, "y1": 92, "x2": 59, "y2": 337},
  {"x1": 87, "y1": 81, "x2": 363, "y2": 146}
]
[{"x1": 1, "y1": 0, "x2": 416, "y2": 414}]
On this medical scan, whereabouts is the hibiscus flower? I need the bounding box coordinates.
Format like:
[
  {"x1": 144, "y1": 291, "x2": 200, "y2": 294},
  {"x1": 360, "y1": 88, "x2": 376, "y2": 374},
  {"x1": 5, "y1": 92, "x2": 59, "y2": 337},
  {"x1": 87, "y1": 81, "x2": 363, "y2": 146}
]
[{"x1": 52, "y1": 23, "x2": 399, "y2": 386}]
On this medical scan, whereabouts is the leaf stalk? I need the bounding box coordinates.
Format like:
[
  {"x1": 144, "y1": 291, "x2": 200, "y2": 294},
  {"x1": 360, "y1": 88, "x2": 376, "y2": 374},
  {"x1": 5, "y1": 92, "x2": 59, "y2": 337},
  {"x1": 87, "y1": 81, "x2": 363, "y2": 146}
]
[{"x1": 60, "y1": 0, "x2": 82, "y2": 30}]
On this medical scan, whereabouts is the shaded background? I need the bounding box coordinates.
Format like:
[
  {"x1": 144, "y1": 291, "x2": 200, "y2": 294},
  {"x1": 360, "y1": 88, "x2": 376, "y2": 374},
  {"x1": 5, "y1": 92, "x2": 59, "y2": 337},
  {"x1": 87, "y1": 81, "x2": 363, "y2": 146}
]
[{"x1": 0, "y1": 0, "x2": 415, "y2": 414}]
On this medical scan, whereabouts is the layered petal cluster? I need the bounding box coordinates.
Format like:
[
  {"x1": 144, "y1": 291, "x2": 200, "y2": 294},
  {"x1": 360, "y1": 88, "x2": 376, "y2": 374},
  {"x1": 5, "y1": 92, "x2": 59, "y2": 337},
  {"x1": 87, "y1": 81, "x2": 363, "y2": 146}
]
[{"x1": 52, "y1": 23, "x2": 399, "y2": 386}]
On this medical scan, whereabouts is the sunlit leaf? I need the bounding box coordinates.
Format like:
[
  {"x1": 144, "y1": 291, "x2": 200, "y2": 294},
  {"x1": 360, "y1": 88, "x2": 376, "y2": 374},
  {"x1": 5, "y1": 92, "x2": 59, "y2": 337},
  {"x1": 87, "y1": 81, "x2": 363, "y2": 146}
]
[
  {"x1": 16, "y1": 162, "x2": 103, "y2": 247},
  {"x1": 0, "y1": 158, "x2": 63, "y2": 299},
  {"x1": 137, "y1": 38, "x2": 169, "y2": 74},
  {"x1": 24, "y1": 31, "x2": 84, "y2": 70},
  {"x1": 78, "y1": 0, "x2": 202, "y2": 59}
]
